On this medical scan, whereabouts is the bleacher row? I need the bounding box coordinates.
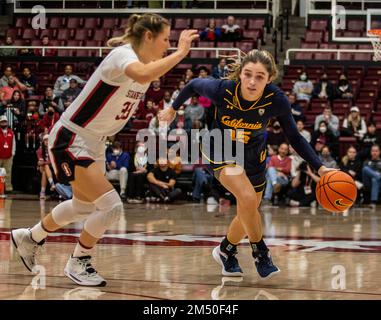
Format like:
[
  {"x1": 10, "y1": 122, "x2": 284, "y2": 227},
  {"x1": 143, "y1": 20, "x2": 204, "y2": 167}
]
[
  {"x1": 3, "y1": 16, "x2": 266, "y2": 57},
  {"x1": 294, "y1": 18, "x2": 381, "y2": 61},
  {"x1": 282, "y1": 65, "x2": 381, "y2": 129}
]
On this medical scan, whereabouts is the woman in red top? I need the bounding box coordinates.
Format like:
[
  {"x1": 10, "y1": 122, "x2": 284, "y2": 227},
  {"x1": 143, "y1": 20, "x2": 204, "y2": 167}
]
[{"x1": 36, "y1": 134, "x2": 55, "y2": 199}]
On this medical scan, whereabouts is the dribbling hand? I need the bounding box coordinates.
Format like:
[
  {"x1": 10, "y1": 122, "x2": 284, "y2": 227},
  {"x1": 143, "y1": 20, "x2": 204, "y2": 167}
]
[{"x1": 158, "y1": 107, "x2": 177, "y2": 124}]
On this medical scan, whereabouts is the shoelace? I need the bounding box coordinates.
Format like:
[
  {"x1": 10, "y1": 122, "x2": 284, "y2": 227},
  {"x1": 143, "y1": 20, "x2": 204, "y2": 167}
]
[
  {"x1": 254, "y1": 251, "x2": 274, "y2": 267},
  {"x1": 78, "y1": 258, "x2": 97, "y2": 275},
  {"x1": 225, "y1": 252, "x2": 240, "y2": 270}
]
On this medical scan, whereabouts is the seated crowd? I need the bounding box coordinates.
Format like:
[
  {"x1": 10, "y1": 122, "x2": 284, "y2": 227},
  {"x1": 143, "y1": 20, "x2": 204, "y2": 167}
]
[{"x1": 0, "y1": 62, "x2": 380, "y2": 209}]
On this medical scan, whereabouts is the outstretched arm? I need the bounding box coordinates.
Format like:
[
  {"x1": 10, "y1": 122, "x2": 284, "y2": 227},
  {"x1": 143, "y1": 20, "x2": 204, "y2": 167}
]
[
  {"x1": 158, "y1": 77, "x2": 223, "y2": 123},
  {"x1": 278, "y1": 111, "x2": 326, "y2": 175}
]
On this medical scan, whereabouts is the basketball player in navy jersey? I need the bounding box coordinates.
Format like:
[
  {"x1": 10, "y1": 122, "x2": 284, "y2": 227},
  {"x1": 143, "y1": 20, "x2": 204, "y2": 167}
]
[
  {"x1": 159, "y1": 50, "x2": 336, "y2": 279},
  {"x1": 11, "y1": 13, "x2": 199, "y2": 287}
]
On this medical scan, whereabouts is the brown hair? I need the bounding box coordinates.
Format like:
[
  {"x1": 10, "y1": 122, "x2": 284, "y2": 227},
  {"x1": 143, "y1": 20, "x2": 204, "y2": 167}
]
[
  {"x1": 107, "y1": 13, "x2": 170, "y2": 48},
  {"x1": 227, "y1": 49, "x2": 279, "y2": 82}
]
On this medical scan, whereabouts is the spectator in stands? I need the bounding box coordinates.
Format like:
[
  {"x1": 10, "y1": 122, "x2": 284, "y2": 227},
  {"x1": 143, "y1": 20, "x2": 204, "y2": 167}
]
[
  {"x1": 39, "y1": 87, "x2": 63, "y2": 116},
  {"x1": 314, "y1": 106, "x2": 340, "y2": 137},
  {"x1": 340, "y1": 145, "x2": 363, "y2": 192},
  {"x1": 54, "y1": 65, "x2": 86, "y2": 97},
  {"x1": 145, "y1": 79, "x2": 165, "y2": 105},
  {"x1": 358, "y1": 122, "x2": 380, "y2": 161},
  {"x1": 296, "y1": 119, "x2": 311, "y2": 142},
  {"x1": 185, "y1": 95, "x2": 205, "y2": 128},
  {"x1": 3, "y1": 90, "x2": 25, "y2": 130},
  {"x1": 341, "y1": 106, "x2": 367, "y2": 141},
  {"x1": 36, "y1": 134, "x2": 56, "y2": 199},
  {"x1": 106, "y1": 141, "x2": 129, "y2": 201},
  {"x1": 34, "y1": 36, "x2": 58, "y2": 57},
  {"x1": 362, "y1": 144, "x2": 381, "y2": 209},
  {"x1": 24, "y1": 99, "x2": 40, "y2": 149},
  {"x1": 169, "y1": 106, "x2": 192, "y2": 135},
  {"x1": 318, "y1": 145, "x2": 338, "y2": 168},
  {"x1": 158, "y1": 90, "x2": 173, "y2": 110},
  {"x1": 267, "y1": 120, "x2": 286, "y2": 148},
  {"x1": 171, "y1": 80, "x2": 186, "y2": 101},
  {"x1": 0, "y1": 115, "x2": 15, "y2": 192},
  {"x1": 38, "y1": 105, "x2": 60, "y2": 134},
  {"x1": 192, "y1": 165, "x2": 214, "y2": 202},
  {"x1": 0, "y1": 36, "x2": 17, "y2": 56},
  {"x1": 60, "y1": 79, "x2": 82, "y2": 110},
  {"x1": 147, "y1": 156, "x2": 182, "y2": 203},
  {"x1": 20, "y1": 67, "x2": 37, "y2": 96},
  {"x1": 135, "y1": 98, "x2": 157, "y2": 121},
  {"x1": 289, "y1": 146, "x2": 303, "y2": 178},
  {"x1": 184, "y1": 68, "x2": 194, "y2": 83},
  {"x1": 288, "y1": 93, "x2": 305, "y2": 122},
  {"x1": 200, "y1": 18, "x2": 222, "y2": 42},
  {"x1": 198, "y1": 65, "x2": 210, "y2": 79},
  {"x1": 312, "y1": 73, "x2": 335, "y2": 101},
  {"x1": 221, "y1": 15, "x2": 242, "y2": 41},
  {"x1": 212, "y1": 58, "x2": 229, "y2": 79},
  {"x1": 148, "y1": 115, "x2": 169, "y2": 139},
  {"x1": 18, "y1": 39, "x2": 35, "y2": 56},
  {"x1": 0, "y1": 75, "x2": 26, "y2": 100},
  {"x1": 292, "y1": 72, "x2": 313, "y2": 101},
  {"x1": 288, "y1": 161, "x2": 319, "y2": 207},
  {"x1": 127, "y1": 141, "x2": 148, "y2": 204},
  {"x1": 335, "y1": 74, "x2": 354, "y2": 100},
  {"x1": 263, "y1": 142, "x2": 291, "y2": 202},
  {"x1": 311, "y1": 120, "x2": 338, "y2": 156},
  {"x1": 0, "y1": 66, "x2": 13, "y2": 88}
]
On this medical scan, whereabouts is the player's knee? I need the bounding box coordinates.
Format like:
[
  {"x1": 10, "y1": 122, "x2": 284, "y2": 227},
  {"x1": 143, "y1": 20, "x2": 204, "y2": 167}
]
[
  {"x1": 103, "y1": 203, "x2": 124, "y2": 227},
  {"x1": 72, "y1": 197, "x2": 96, "y2": 214},
  {"x1": 238, "y1": 192, "x2": 257, "y2": 207},
  {"x1": 120, "y1": 167, "x2": 127, "y2": 174},
  {"x1": 93, "y1": 189, "x2": 124, "y2": 227}
]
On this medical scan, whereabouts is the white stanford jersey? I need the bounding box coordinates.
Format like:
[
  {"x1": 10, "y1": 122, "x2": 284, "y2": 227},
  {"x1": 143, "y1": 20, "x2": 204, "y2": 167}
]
[{"x1": 60, "y1": 44, "x2": 150, "y2": 138}]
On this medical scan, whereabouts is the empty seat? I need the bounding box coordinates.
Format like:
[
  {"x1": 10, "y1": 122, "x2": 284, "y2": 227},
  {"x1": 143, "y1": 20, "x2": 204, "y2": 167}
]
[
  {"x1": 192, "y1": 18, "x2": 208, "y2": 29},
  {"x1": 39, "y1": 28, "x2": 56, "y2": 39},
  {"x1": 304, "y1": 31, "x2": 323, "y2": 42},
  {"x1": 237, "y1": 41, "x2": 254, "y2": 52},
  {"x1": 6, "y1": 28, "x2": 20, "y2": 39},
  {"x1": 310, "y1": 19, "x2": 328, "y2": 31},
  {"x1": 21, "y1": 62, "x2": 38, "y2": 72},
  {"x1": 39, "y1": 62, "x2": 58, "y2": 73},
  {"x1": 247, "y1": 18, "x2": 265, "y2": 30},
  {"x1": 22, "y1": 28, "x2": 37, "y2": 40},
  {"x1": 174, "y1": 18, "x2": 190, "y2": 29},
  {"x1": 319, "y1": 43, "x2": 338, "y2": 49},
  {"x1": 343, "y1": 31, "x2": 362, "y2": 37},
  {"x1": 56, "y1": 29, "x2": 72, "y2": 41},
  {"x1": 15, "y1": 17, "x2": 30, "y2": 28},
  {"x1": 93, "y1": 29, "x2": 109, "y2": 41},
  {"x1": 102, "y1": 18, "x2": 118, "y2": 29},
  {"x1": 66, "y1": 17, "x2": 82, "y2": 29},
  {"x1": 295, "y1": 52, "x2": 313, "y2": 60},
  {"x1": 74, "y1": 29, "x2": 90, "y2": 41},
  {"x1": 75, "y1": 49, "x2": 95, "y2": 57},
  {"x1": 196, "y1": 41, "x2": 215, "y2": 48},
  {"x1": 353, "y1": 53, "x2": 372, "y2": 61},
  {"x1": 189, "y1": 50, "x2": 209, "y2": 58},
  {"x1": 83, "y1": 17, "x2": 99, "y2": 29},
  {"x1": 242, "y1": 29, "x2": 261, "y2": 40},
  {"x1": 49, "y1": 16, "x2": 63, "y2": 28},
  {"x1": 301, "y1": 42, "x2": 318, "y2": 48}
]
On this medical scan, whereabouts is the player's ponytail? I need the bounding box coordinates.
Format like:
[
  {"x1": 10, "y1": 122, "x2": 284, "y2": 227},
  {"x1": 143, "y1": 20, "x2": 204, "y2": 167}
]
[
  {"x1": 107, "y1": 13, "x2": 170, "y2": 48},
  {"x1": 227, "y1": 49, "x2": 279, "y2": 82}
]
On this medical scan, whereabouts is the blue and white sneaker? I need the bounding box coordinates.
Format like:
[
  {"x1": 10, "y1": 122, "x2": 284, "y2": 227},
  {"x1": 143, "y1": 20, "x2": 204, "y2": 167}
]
[
  {"x1": 212, "y1": 246, "x2": 243, "y2": 277},
  {"x1": 253, "y1": 250, "x2": 280, "y2": 279}
]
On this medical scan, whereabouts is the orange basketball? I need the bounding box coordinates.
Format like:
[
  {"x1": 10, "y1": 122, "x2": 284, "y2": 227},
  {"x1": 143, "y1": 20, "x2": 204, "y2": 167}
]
[{"x1": 316, "y1": 171, "x2": 357, "y2": 212}]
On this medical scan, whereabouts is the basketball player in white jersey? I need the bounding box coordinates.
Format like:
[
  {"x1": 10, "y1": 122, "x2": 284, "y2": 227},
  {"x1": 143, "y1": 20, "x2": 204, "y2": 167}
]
[{"x1": 11, "y1": 13, "x2": 199, "y2": 287}]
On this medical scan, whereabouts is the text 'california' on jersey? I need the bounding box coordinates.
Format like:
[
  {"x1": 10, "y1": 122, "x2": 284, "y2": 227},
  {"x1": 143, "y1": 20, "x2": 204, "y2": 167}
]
[
  {"x1": 60, "y1": 44, "x2": 150, "y2": 138},
  {"x1": 172, "y1": 78, "x2": 323, "y2": 172}
]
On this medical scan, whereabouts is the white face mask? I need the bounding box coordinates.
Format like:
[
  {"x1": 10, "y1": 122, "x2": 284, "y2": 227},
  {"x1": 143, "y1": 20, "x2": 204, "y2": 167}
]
[
  {"x1": 137, "y1": 146, "x2": 146, "y2": 153},
  {"x1": 319, "y1": 127, "x2": 327, "y2": 133},
  {"x1": 300, "y1": 74, "x2": 307, "y2": 81},
  {"x1": 112, "y1": 149, "x2": 121, "y2": 156},
  {"x1": 178, "y1": 110, "x2": 185, "y2": 116}
]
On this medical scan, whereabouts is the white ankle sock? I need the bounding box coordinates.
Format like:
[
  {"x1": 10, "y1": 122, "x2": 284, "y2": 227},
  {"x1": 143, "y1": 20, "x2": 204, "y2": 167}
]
[
  {"x1": 73, "y1": 241, "x2": 93, "y2": 258},
  {"x1": 30, "y1": 222, "x2": 48, "y2": 243}
]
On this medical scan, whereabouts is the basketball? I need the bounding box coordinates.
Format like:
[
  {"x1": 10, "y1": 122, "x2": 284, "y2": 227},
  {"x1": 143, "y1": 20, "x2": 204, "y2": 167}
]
[{"x1": 316, "y1": 171, "x2": 357, "y2": 212}]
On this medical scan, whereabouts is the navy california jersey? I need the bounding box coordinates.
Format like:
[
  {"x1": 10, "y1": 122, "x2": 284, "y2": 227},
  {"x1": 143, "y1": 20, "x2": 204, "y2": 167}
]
[{"x1": 172, "y1": 78, "x2": 322, "y2": 173}]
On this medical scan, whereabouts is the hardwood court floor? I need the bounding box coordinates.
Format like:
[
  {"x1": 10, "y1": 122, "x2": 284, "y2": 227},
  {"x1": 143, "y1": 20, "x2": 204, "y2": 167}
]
[{"x1": 1, "y1": 196, "x2": 381, "y2": 300}]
